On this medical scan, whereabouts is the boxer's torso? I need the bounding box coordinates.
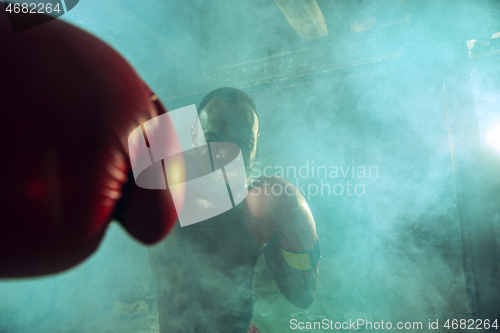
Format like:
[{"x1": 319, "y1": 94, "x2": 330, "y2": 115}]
[{"x1": 149, "y1": 198, "x2": 265, "y2": 333}]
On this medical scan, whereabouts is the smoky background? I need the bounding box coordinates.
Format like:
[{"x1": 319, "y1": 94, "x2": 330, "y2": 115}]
[{"x1": 1, "y1": 0, "x2": 500, "y2": 332}]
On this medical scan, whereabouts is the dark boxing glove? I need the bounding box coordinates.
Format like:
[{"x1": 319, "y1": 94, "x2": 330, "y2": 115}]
[{"x1": 0, "y1": 10, "x2": 182, "y2": 277}]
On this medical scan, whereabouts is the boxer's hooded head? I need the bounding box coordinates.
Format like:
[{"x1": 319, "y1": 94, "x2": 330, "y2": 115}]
[{"x1": 192, "y1": 87, "x2": 259, "y2": 173}]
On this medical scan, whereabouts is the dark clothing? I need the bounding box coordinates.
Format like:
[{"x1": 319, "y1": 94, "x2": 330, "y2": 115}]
[{"x1": 149, "y1": 199, "x2": 265, "y2": 333}]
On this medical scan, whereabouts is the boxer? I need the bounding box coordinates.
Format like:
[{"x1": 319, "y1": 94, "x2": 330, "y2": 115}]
[{"x1": 148, "y1": 87, "x2": 320, "y2": 333}]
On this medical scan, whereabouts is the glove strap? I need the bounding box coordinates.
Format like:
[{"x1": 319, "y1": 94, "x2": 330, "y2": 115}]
[{"x1": 271, "y1": 232, "x2": 321, "y2": 272}]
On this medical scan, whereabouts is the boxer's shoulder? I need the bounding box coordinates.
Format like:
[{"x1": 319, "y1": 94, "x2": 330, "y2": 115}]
[{"x1": 248, "y1": 175, "x2": 304, "y2": 208}]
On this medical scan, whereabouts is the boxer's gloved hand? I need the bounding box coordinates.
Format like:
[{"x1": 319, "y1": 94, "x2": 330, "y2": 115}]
[
  {"x1": 244, "y1": 176, "x2": 319, "y2": 308},
  {"x1": 0, "y1": 13, "x2": 181, "y2": 277},
  {"x1": 244, "y1": 176, "x2": 318, "y2": 252}
]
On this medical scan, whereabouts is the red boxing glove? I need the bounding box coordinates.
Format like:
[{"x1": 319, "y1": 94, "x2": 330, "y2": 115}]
[{"x1": 0, "y1": 12, "x2": 182, "y2": 277}]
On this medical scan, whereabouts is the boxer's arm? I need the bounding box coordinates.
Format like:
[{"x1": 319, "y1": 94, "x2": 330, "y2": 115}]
[
  {"x1": 263, "y1": 235, "x2": 319, "y2": 308},
  {"x1": 245, "y1": 176, "x2": 320, "y2": 308}
]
